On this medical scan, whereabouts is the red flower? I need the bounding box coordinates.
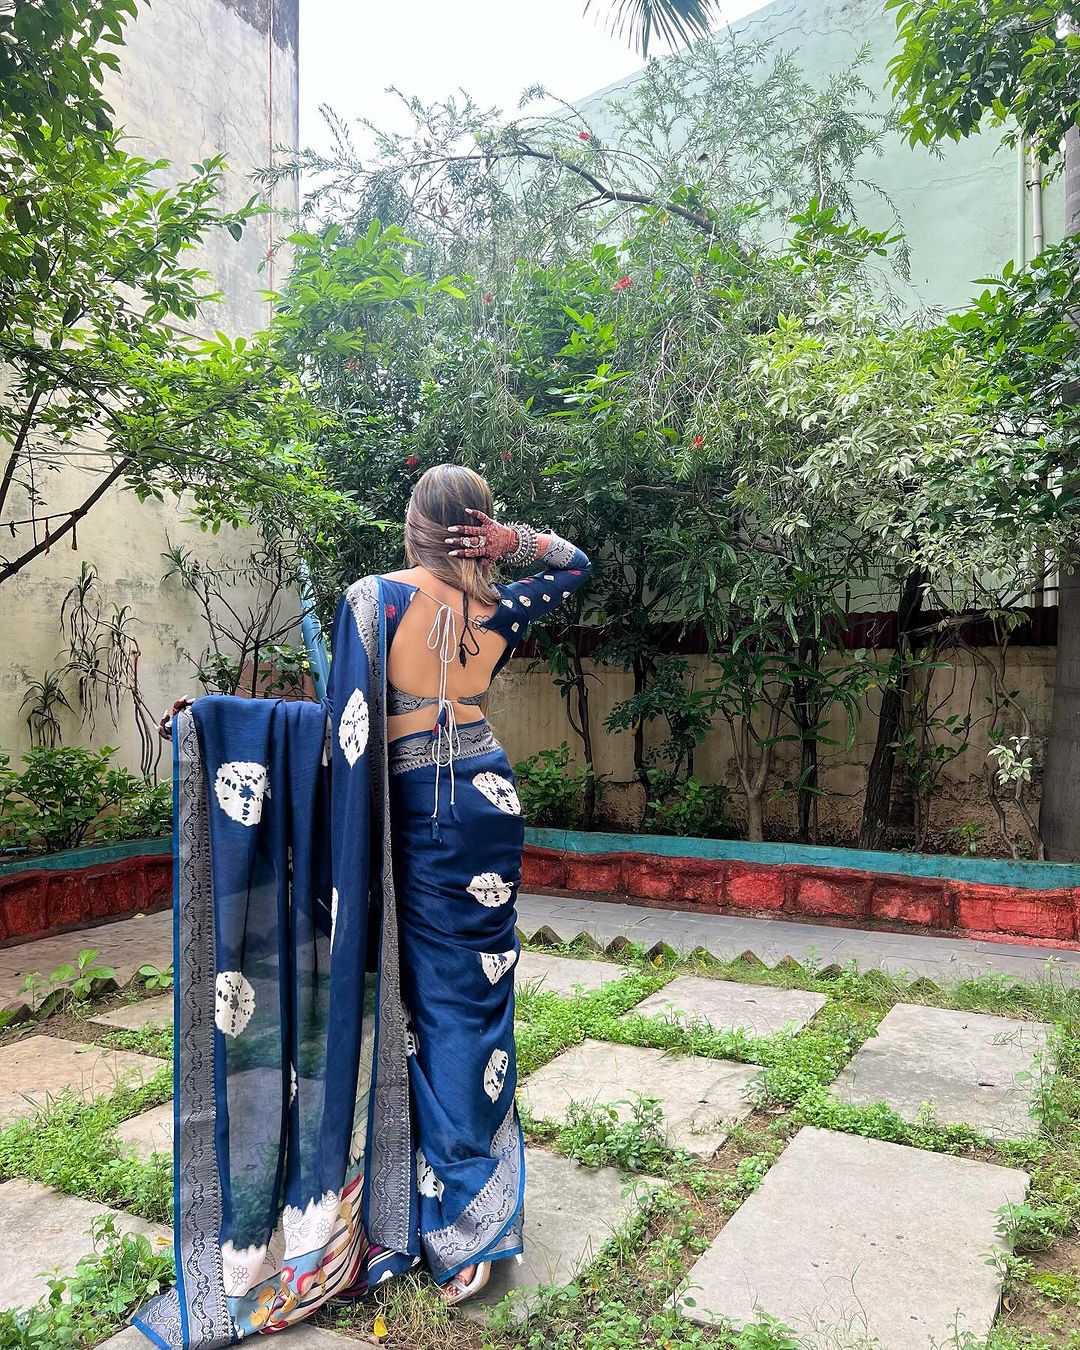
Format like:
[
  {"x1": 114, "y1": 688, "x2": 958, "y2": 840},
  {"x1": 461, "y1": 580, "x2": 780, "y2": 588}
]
[
  {"x1": 385, "y1": 604, "x2": 397, "y2": 619},
  {"x1": 692, "y1": 435, "x2": 705, "y2": 449},
  {"x1": 483, "y1": 292, "x2": 494, "y2": 304},
  {"x1": 500, "y1": 451, "x2": 511, "y2": 463},
  {"x1": 578, "y1": 131, "x2": 592, "y2": 141},
  {"x1": 405, "y1": 454, "x2": 419, "y2": 468},
  {"x1": 344, "y1": 360, "x2": 359, "y2": 372},
  {"x1": 613, "y1": 276, "x2": 632, "y2": 292}
]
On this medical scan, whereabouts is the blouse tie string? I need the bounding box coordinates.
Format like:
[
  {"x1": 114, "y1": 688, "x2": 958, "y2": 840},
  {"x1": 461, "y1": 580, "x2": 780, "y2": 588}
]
[{"x1": 426, "y1": 601, "x2": 463, "y2": 838}]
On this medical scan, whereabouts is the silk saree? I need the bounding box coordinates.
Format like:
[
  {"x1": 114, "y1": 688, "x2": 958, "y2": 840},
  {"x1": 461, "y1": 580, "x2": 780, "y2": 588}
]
[{"x1": 132, "y1": 575, "x2": 530, "y2": 1347}]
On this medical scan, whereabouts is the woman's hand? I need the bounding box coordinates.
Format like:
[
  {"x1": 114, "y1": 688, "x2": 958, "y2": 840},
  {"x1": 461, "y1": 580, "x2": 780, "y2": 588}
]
[
  {"x1": 158, "y1": 697, "x2": 194, "y2": 741},
  {"x1": 445, "y1": 509, "x2": 519, "y2": 562}
]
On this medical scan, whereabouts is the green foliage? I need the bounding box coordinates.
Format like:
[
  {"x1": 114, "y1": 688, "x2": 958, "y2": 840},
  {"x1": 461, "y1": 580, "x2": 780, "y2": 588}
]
[
  {"x1": 586, "y1": 0, "x2": 721, "y2": 58},
  {"x1": 0, "y1": 7, "x2": 355, "y2": 590},
  {"x1": 556, "y1": 1096, "x2": 673, "y2": 1172},
  {"x1": 17, "y1": 947, "x2": 117, "y2": 1012},
  {"x1": 886, "y1": 0, "x2": 1080, "y2": 162},
  {"x1": 0, "y1": 746, "x2": 170, "y2": 854},
  {"x1": 0, "y1": 1213, "x2": 173, "y2": 1349},
  {"x1": 0, "y1": 1075, "x2": 174, "y2": 1223},
  {"x1": 644, "y1": 770, "x2": 731, "y2": 838},
  {"x1": 136, "y1": 964, "x2": 175, "y2": 993},
  {"x1": 514, "y1": 743, "x2": 594, "y2": 828}
]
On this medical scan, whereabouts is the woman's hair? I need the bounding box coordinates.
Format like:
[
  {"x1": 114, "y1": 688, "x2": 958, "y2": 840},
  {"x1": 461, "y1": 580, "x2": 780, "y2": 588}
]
[{"x1": 404, "y1": 463, "x2": 500, "y2": 603}]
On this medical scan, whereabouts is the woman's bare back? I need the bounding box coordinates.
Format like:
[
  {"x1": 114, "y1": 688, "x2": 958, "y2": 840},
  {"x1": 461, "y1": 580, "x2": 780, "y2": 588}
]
[{"x1": 383, "y1": 567, "x2": 508, "y2": 737}]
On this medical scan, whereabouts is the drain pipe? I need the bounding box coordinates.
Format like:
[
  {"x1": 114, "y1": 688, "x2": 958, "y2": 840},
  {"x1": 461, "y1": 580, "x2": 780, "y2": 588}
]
[
  {"x1": 1030, "y1": 146, "x2": 1045, "y2": 256},
  {"x1": 1017, "y1": 138, "x2": 1028, "y2": 268}
]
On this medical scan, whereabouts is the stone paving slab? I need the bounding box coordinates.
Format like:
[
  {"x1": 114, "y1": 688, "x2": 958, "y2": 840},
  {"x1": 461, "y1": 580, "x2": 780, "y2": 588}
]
[
  {"x1": 0, "y1": 1034, "x2": 163, "y2": 1123},
  {"x1": 89, "y1": 994, "x2": 173, "y2": 1032},
  {"x1": 466, "y1": 1147, "x2": 663, "y2": 1321},
  {"x1": 830, "y1": 1003, "x2": 1052, "y2": 1140},
  {"x1": 678, "y1": 1126, "x2": 1028, "y2": 1348},
  {"x1": 116, "y1": 1102, "x2": 174, "y2": 1159},
  {"x1": 519, "y1": 1039, "x2": 759, "y2": 1156},
  {"x1": 0, "y1": 910, "x2": 172, "y2": 1006},
  {"x1": 624, "y1": 975, "x2": 824, "y2": 1038},
  {"x1": 515, "y1": 950, "x2": 628, "y2": 996},
  {"x1": 0, "y1": 1179, "x2": 172, "y2": 1309},
  {"x1": 515, "y1": 893, "x2": 1080, "y2": 984}
]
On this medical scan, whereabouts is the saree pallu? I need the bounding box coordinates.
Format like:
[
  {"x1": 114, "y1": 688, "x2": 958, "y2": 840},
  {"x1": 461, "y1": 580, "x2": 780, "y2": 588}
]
[{"x1": 133, "y1": 577, "x2": 526, "y2": 1349}]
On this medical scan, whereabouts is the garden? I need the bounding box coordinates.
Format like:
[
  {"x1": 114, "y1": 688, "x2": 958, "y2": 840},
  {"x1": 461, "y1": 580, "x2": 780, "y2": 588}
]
[{"x1": 2, "y1": 0, "x2": 1080, "y2": 1346}]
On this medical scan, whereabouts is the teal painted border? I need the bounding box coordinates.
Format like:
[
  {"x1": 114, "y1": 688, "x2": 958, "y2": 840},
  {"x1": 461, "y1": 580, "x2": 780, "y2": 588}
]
[
  {"x1": 0, "y1": 836, "x2": 171, "y2": 877},
  {"x1": 524, "y1": 828, "x2": 1080, "y2": 892}
]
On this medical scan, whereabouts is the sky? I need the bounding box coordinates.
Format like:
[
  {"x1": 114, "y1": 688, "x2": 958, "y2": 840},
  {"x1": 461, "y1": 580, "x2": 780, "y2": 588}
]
[{"x1": 298, "y1": 0, "x2": 771, "y2": 155}]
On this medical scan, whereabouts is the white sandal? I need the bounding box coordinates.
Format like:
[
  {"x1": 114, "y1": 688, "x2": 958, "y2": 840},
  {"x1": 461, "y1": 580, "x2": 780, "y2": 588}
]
[{"x1": 440, "y1": 1261, "x2": 491, "y2": 1306}]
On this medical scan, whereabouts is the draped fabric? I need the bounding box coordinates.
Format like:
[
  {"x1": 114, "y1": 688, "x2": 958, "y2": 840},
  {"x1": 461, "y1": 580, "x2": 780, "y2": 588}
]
[{"x1": 132, "y1": 576, "x2": 527, "y2": 1348}]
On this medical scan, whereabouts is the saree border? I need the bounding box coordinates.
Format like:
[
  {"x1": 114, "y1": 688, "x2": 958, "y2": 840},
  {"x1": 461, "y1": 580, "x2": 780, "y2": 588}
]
[
  {"x1": 424, "y1": 1103, "x2": 525, "y2": 1281},
  {"x1": 346, "y1": 575, "x2": 414, "y2": 1255},
  {"x1": 134, "y1": 708, "x2": 232, "y2": 1349}
]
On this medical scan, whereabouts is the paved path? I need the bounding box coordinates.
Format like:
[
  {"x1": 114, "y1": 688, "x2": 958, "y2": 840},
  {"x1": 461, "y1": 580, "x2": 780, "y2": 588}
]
[
  {"x1": 4, "y1": 894, "x2": 1078, "y2": 1009},
  {"x1": 0, "y1": 894, "x2": 1070, "y2": 1346},
  {"x1": 517, "y1": 892, "x2": 1080, "y2": 983}
]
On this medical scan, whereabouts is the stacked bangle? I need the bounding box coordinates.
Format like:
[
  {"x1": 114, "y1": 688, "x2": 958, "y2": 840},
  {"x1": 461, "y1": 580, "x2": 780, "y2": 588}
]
[{"x1": 505, "y1": 523, "x2": 541, "y2": 566}]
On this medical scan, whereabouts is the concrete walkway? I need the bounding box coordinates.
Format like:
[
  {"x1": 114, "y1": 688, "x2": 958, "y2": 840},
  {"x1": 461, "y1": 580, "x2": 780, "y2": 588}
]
[
  {"x1": 516, "y1": 892, "x2": 1080, "y2": 984},
  {"x1": 0, "y1": 892, "x2": 1068, "y2": 1347},
  {"x1": 3, "y1": 894, "x2": 1077, "y2": 1010}
]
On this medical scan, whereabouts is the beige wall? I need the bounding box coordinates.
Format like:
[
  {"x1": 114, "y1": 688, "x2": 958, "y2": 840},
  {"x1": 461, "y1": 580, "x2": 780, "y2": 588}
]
[
  {"x1": 487, "y1": 646, "x2": 1056, "y2": 851},
  {"x1": 0, "y1": 0, "x2": 299, "y2": 774}
]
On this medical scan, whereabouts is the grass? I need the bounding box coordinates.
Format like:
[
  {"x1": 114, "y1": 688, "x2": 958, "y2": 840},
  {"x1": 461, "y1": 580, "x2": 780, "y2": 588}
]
[{"x1": 0, "y1": 933, "x2": 1078, "y2": 1348}]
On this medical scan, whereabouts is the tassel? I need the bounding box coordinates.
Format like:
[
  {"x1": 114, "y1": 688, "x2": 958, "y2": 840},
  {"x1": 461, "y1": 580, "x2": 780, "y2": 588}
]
[
  {"x1": 71, "y1": 521, "x2": 77, "y2": 551},
  {"x1": 450, "y1": 800, "x2": 461, "y2": 824},
  {"x1": 430, "y1": 816, "x2": 442, "y2": 842},
  {"x1": 43, "y1": 526, "x2": 50, "y2": 555}
]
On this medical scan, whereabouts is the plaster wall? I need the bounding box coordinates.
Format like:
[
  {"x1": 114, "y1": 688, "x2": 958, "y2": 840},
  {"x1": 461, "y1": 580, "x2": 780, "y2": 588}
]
[{"x1": 0, "y1": 0, "x2": 300, "y2": 773}]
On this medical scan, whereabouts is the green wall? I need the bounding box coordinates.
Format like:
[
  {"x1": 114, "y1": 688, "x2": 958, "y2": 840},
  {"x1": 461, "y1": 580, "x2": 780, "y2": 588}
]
[{"x1": 580, "y1": 0, "x2": 1062, "y2": 315}]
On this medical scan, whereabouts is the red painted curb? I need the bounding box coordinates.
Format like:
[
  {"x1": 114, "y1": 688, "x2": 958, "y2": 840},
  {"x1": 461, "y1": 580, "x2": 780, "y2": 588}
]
[
  {"x1": 0, "y1": 854, "x2": 172, "y2": 944},
  {"x1": 521, "y1": 845, "x2": 1080, "y2": 949}
]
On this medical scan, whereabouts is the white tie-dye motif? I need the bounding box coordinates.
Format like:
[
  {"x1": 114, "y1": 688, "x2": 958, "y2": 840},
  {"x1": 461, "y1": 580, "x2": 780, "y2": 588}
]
[
  {"x1": 215, "y1": 970, "x2": 256, "y2": 1038},
  {"x1": 416, "y1": 1148, "x2": 445, "y2": 1199},
  {"x1": 471, "y1": 773, "x2": 522, "y2": 815},
  {"x1": 467, "y1": 872, "x2": 513, "y2": 908},
  {"x1": 330, "y1": 886, "x2": 339, "y2": 951},
  {"x1": 338, "y1": 688, "x2": 370, "y2": 767},
  {"x1": 483, "y1": 1047, "x2": 510, "y2": 1102},
  {"x1": 480, "y1": 950, "x2": 518, "y2": 985},
  {"x1": 213, "y1": 761, "x2": 270, "y2": 827}
]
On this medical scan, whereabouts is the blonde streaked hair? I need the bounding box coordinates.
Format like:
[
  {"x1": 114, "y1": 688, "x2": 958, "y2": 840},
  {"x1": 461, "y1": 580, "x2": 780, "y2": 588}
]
[{"x1": 404, "y1": 463, "x2": 500, "y2": 604}]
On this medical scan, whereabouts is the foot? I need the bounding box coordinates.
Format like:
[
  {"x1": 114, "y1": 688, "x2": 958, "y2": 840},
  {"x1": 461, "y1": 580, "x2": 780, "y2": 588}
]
[{"x1": 440, "y1": 1260, "x2": 490, "y2": 1306}]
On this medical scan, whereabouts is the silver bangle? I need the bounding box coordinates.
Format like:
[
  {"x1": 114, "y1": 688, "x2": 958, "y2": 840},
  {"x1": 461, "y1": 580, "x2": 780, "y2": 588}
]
[{"x1": 505, "y1": 523, "x2": 540, "y2": 566}]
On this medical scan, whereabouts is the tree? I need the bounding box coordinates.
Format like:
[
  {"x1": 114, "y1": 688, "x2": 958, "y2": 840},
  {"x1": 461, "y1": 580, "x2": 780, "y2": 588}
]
[
  {"x1": 0, "y1": 129, "x2": 348, "y2": 585},
  {"x1": 584, "y1": 0, "x2": 719, "y2": 55},
  {"x1": 887, "y1": 0, "x2": 1080, "y2": 857}
]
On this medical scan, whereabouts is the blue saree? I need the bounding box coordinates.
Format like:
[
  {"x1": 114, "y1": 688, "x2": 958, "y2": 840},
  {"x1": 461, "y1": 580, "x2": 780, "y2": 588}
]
[{"x1": 133, "y1": 541, "x2": 590, "y2": 1347}]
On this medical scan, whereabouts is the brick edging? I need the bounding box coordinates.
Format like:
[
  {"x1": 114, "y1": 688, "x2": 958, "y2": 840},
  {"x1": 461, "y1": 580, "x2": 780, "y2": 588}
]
[{"x1": 522, "y1": 846, "x2": 1080, "y2": 946}]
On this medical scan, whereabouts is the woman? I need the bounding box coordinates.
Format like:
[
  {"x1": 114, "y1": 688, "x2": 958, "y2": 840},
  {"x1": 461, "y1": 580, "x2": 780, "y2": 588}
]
[{"x1": 134, "y1": 465, "x2": 591, "y2": 1348}]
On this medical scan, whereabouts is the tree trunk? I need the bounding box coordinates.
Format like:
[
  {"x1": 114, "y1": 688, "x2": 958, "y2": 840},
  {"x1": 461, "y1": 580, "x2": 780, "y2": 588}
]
[
  {"x1": 1040, "y1": 125, "x2": 1080, "y2": 860},
  {"x1": 746, "y1": 791, "x2": 764, "y2": 843},
  {"x1": 1041, "y1": 567, "x2": 1080, "y2": 859},
  {"x1": 859, "y1": 569, "x2": 925, "y2": 849}
]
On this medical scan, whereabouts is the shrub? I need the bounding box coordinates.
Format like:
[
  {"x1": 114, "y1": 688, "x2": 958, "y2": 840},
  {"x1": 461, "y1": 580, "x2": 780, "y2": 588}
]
[
  {"x1": 0, "y1": 746, "x2": 171, "y2": 855},
  {"x1": 513, "y1": 744, "x2": 594, "y2": 828},
  {"x1": 644, "y1": 769, "x2": 732, "y2": 839}
]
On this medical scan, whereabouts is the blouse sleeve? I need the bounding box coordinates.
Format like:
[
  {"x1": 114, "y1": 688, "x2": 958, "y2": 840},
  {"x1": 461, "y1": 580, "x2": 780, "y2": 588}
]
[{"x1": 483, "y1": 531, "x2": 592, "y2": 647}]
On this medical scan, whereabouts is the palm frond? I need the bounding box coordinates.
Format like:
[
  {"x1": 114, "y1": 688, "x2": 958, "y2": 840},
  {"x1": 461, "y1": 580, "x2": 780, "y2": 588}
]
[{"x1": 584, "y1": 0, "x2": 719, "y2": 56}]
